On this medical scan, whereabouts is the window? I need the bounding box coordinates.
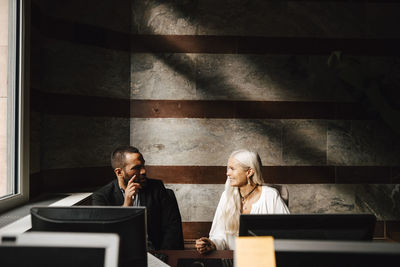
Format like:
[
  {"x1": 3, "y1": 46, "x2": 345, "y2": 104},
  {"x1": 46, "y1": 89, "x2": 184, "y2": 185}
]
[{"x1": 0, "y1": 0, "x2": 29, "y2": 213}]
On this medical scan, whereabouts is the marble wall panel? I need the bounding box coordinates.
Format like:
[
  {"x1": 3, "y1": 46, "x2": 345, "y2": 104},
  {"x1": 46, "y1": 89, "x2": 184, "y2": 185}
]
[
  {"x1": 131, "y1": 0, "x2": 197, "y2": 35},
  {"x1": 354, "y1": 184, "x2": 400, "y2": 220},
  {"x1": 166, "y1": 184, "x2": 400, "y2": 222},
  {"x1": 327, "y1": 121, "x2": 353, "y2": 166},
  {"x1": 40, "y1": 39, "x2": 130, "y2": 98},
  {"x1": 131, "y1": 53, "x2": 196, "y2": 99},
  {"x1": 196, "y1": 54, "x2": 351, "y2": 102},
  {"x1": 166, "y1": 184, "x2": 225, "y2": 222},
  {"x1": 288, "y1": 184, "x2": 361, "y2": 215},
  {"x1": 197, "y1": 1, "x2": 365, "y2": 37},
  {"x1": 234, "y1": 120, "x2": 283, "y2": 166},
  {"x1": 131, "y1": 53, "x2": 353, "y2": 101},
  {"x1": 34, "y1": 0, "x2": 131, "y2": 34},
  {"x1": 41, "y1": 114, "x2": 130, "y2": 169},
  {"x1": 328, "y1": 120, "x2": 400, "y2": 166},
  {"x1": 130, "y1": 118, "x2": 282, "y2": 166},
  {"x1": 131, "y1": 0, "x2": 400, "y2": 38},
  {"x1": 131, "y1": 118, "x2": 399, "y2": 167},
  {"x1": 373, "y1": 122, "x2": 400, "y2": 166},
  {"x1": 282, "y1": 120, "x2": 327, "y2": 165}
]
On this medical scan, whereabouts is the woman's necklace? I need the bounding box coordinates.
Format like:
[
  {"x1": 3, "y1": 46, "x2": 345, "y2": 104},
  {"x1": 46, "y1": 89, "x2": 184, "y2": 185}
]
[{"x1": 239, "y1": 185, "x2": 258, "y2": 204}]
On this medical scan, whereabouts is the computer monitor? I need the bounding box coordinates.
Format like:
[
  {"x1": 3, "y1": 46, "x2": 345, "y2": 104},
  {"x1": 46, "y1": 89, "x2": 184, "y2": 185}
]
[
  {"x1": 30, "y1": 206, "x2": 147, "y2": 267},
  {"x1": 273, "y1": 239, "x2": 400, "y2": 267},
  {"x1": 239, "y1": 214, "x2": 376, "y2": 240},
  {"x1": 0, "y1": 231, "x2": 119, "y2": 267}
]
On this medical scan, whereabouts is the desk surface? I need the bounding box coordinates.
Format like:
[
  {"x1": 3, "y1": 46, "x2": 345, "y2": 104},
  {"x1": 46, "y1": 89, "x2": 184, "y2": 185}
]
[{"x1": 156, "y1": 250, "x2": 233, "y2": 267}]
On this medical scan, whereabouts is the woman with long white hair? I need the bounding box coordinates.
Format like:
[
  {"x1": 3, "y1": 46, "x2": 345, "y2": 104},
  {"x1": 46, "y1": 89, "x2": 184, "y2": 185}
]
[{"x1": 195, "y1": 149, "x2": 289, "y2": 253}]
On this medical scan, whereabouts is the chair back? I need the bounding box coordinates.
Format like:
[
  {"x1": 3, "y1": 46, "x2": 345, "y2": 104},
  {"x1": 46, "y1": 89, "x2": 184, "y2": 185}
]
[{"x1": 266, "y1": 184, "x2": 289, "y2": 207}]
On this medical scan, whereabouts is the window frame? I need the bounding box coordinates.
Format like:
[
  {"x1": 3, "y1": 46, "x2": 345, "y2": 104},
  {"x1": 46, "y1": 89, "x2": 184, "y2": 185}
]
[{"x1": 0, "y1": 0, "x2": 30, "y2": 213}]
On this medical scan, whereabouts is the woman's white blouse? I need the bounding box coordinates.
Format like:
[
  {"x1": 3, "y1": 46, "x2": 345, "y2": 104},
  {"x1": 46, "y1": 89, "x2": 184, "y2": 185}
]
[{"x1": 209, "y1": 185, "x2": 290, "y2": 250}]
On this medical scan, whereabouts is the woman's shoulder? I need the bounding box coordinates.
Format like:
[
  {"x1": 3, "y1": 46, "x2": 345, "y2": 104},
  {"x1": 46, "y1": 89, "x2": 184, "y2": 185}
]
[{"x1": 261, "y1": 185, "x2": 280, "y2": 198}]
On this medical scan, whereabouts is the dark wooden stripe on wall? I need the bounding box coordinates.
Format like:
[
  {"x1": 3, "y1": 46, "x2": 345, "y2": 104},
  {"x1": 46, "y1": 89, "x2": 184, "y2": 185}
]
[
  {"x1": 31, "y1": 90, "x2": 375, "y2": 120},
  {"x1": 31, "y1": 3, "x2": 400, "y2": 56},
  {"x1": 31, "y1": 166, "x2": 400, "y2": 196},
  {"x1": 30, "y1": 167, "x2": 115, "y2": 197},
  {"x1": 131, "y1": 100, "x2": 376, "y2": 120},
  {"x1": 132, "y1": 35, "x2": 400, "y2": 56},
  {"x1": 145, "y1": 166, "x2": 228, "y2": 184},
  {"x1": 31, "y1": 89, "x2": 131, "y2": 117},
  {"x1": 146, "y1": 166, "x2": 336, "y2": 184},
  {"x1": 182, "y1": 221, "x2": 400, "y2": 240},
  {"x1": 336, "y1": 166, "x2": 397, "y2": 184},
  {"x1": 155, "y1": 165, "x2": 400, "y2": 184}
]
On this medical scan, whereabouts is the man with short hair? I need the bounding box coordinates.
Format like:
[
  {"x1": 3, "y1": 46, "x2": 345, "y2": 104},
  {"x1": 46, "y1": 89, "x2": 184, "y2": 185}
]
[{"x1": 92, "y1": 146, "x2": 184, "y2": 250}]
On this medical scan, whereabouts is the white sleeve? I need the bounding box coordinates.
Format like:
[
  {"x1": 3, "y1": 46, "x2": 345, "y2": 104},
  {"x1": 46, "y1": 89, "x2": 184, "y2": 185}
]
[{"x1": 208, "y1": 191, "x2": 229, "y2": 250}]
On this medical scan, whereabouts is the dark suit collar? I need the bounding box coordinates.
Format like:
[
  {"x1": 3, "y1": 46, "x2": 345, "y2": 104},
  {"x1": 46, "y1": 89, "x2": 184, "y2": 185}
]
[
  {"x1": 112, "y1": 179, "x2": 148, "y2": 206},
  {"x1": 112, "y1": 179, "x2": 124, "y2": 205},
  {"x1": 139, "y1": 188, "x2": 146, "y2": 207}
]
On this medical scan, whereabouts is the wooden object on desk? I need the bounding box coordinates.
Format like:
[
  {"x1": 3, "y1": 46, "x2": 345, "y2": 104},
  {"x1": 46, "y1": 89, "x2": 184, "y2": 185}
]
[
  {"x1": 156, "y1": 250, "x2": 233, "y2": 267},
  {"x1": 235, "y1": 236, "x2": 276, "y2": 267}
]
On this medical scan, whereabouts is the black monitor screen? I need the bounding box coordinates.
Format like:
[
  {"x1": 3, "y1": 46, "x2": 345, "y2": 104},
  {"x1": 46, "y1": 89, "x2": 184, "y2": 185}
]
[
  {"x1": 1, "y1": 246, "x2": 105, "y2": 267},
  {"x1": 239, "y1": 214, "x2": 376, "y2": 240},
  {"x1": 30, "y1": 206, "x2": 147, "y2": 267}
]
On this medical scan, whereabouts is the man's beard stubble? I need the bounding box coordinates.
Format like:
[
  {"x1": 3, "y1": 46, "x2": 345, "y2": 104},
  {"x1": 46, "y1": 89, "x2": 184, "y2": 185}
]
[{"x1": 124, "y1": 173, "x2": 147, "y2": 188}]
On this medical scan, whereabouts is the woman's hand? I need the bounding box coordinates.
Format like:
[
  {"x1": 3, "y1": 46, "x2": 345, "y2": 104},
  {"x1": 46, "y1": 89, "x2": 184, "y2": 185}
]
[{"x1": 195, "y1": 237, "x2": 216, "y2": 254}]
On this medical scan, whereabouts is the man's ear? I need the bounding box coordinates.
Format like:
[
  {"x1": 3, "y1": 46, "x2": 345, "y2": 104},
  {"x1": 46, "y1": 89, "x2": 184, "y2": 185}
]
[{"x1": 114, "y1": 168, "x2": 123, "y2": 178}]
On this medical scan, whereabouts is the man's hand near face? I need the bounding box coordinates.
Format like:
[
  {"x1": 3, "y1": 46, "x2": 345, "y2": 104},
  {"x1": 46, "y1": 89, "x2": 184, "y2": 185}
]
[{"x1": 123, "y1": 175, "x2": 142, "y2": 206}]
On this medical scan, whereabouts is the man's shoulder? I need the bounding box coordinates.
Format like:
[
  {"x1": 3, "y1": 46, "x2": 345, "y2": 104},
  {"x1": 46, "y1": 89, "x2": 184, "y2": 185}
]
[
  {"x1": 94, "y1": 179, "x2": 118, "y2": 195},
  {"x1": 145, "y1": 178, "x2": 165, "y2": 189}
]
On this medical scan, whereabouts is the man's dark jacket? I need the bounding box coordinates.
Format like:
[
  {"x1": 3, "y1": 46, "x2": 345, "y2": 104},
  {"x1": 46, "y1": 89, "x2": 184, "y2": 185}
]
[{"x1": 92, "y1": 178, "x2": 184, "y2": 250}]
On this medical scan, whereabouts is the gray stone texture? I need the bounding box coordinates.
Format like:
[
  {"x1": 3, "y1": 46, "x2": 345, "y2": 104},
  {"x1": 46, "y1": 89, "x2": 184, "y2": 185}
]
[
  {"x1": 328, "y1": 120, "x2": 400, "y2": 166},
  {"x1": 27, "y1": 1, "x2": 400, "y2": 224},
  {"x1": 354, "y1": 184, "x2": 400, "y2": 220},
  {"x1": 166, "y1": 184, "x2": 225, "y2": 222},
  {"x1": 166, "y1": 184, "x2": 400, "y2": 222},
  {"x1": 131, "y1": 53, "x2": 353, "y2": 101},
  {"x1": 288, "y1": 184, "x2": 400, "y2": 220},
  {"x1": 41, "y1": 114, "x2": 130, "y2": 169},
  {"x1": 132, "y1": 118, "x2": 400, "y2": 167},
  {"x1": 131, "y1": 53, "x2": 196, "y2": 99},
  {"x1": 132, "y1": 0, "x2": 197, "y2": 35},
  {"x1": 131, "y1": 118, "x2": 282, "y2": 166},
  {"x1": 131, "y1": 0, "x2": 400, "y2": 38},
  {"x1": 41, "y1": 39, "x2": 130, "y2": 99},
  {"x1": 288, "y1": 184, "x2": 361, "y2": 215},
  {"x1": 282, "y1": 120, "x2": 327, "y2": 165}
]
